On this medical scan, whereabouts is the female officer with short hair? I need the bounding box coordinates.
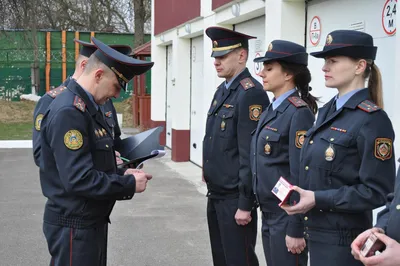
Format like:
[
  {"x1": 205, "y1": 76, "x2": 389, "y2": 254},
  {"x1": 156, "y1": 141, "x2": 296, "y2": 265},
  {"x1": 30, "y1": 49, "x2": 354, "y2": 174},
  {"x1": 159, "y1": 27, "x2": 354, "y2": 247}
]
[
  {"x1": 281, "y1": 30, "x2": 396, "y2": 265},
  {"x1": 251, "y1": 40, "x2": 317, "y2": 266}
]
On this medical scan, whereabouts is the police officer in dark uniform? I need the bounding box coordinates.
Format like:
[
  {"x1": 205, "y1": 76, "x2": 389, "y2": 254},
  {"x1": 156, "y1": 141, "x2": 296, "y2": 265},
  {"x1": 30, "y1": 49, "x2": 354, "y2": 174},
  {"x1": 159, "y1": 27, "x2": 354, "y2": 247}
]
[
  {"x1": 39, "y1": 37, "x2": 154, "y2": 266},
  {"x1": 32, "y1": 39, "x2": 131, "y2": 167},
  {"x1": 281, "y1": 30, "x2": 396, "y2": 266},
  {"x1": 203, "y1": 26, "x2": 270, "y2": 266},
  {"x1": 351, "y1": 168, "x2": 400, "y2": 265},
  {"x1": 251, "y1": 40, "x2": 318, "y2": 266}
]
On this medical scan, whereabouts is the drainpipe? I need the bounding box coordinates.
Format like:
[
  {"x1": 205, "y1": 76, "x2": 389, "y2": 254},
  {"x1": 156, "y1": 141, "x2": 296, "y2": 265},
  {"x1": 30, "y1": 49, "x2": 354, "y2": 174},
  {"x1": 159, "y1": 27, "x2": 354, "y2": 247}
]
[{"x1": 304, "y1": 0, "x2": 309, "y2": 48}]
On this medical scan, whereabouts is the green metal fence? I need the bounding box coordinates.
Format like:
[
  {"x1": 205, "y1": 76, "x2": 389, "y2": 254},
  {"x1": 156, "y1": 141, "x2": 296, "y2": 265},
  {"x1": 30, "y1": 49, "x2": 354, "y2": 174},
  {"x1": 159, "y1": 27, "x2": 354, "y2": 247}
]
[{"x1": 0, "y1": 30, "x2": 151, "y2": 101}]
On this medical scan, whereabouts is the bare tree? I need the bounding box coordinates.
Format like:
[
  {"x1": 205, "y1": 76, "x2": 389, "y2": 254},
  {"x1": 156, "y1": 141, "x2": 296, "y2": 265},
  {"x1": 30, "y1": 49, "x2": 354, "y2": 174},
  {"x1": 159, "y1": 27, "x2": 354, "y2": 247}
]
[
  {"x1": 133, "y1": 0, "x2": 151, "y2": 48},
  {"x1": 0, "y1": 0, "x2": 136, "y2": 32}
]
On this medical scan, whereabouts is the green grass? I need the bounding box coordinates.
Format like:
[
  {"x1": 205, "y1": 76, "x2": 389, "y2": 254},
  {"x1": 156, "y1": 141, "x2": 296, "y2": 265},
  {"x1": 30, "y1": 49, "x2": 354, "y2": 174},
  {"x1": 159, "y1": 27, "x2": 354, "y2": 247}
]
[
  {"x1": 0, "y1": 99, "x2": 136, "y2": 141},
  {"x1": 113, "y1": 100, "x2": 134, "y2": 127},
  {"x1": 0, "y1": 122, "x2": 33, "y2": 140}
]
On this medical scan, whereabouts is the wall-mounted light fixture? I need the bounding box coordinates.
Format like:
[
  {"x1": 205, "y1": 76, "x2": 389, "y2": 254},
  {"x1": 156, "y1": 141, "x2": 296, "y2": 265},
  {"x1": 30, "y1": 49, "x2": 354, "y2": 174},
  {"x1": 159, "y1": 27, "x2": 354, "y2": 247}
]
[
  {"x1": 160, "y1": 35, "x2": 165, "y2": 42},
  {"x1": 231, "y1": 3, "x2": 240, "y2": 17},
  {"x1": 185, "y1": 23, "x2": 191, "y2": 34}
]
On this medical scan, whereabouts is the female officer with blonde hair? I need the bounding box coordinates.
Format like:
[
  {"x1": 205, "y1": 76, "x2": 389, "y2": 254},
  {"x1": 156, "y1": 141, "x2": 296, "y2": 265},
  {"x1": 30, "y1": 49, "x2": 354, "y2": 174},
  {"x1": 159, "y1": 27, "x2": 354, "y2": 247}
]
[{"x1": 281, "y1": 30, "x2": 396, "y2": 265}]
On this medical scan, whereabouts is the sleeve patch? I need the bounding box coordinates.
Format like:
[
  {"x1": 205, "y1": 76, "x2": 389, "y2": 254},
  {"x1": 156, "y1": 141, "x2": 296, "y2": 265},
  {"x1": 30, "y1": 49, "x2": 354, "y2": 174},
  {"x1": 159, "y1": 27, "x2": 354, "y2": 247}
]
[
  {"x1": 35, "y1": 114, "x2": 44, "y2": 131},
  {"x1": 375, "y1": 138, "x2": 392, "y2": 161},
  {"x1": 358, "y1": 100, "x2": 381, "y2": 113},
  {"x1": 73, "y1": 96, "x2": 86, "y2": 112},
  {"x1": 64, "y1": 130, "x2": 83, "y2": 150},
  {"x1": 295, "y1": 130, "x2": 307, "y2": 148},
  {"x1": 47, "y1": 86, "x2": 67, "y2": 98},
  {"x1": 288, "y1": 96, "x2": 308, "y2": 108},
  {"x1": 240, "y1": 78, "x2": 255, "y2": 90},
  {"x1": 249, "y1": 105, "x2": 262, "y2": 121}
]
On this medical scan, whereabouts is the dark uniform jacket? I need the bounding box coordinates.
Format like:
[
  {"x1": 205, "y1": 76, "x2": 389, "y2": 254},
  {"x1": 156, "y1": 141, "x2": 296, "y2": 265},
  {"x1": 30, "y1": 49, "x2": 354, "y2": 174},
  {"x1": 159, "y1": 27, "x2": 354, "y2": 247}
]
[
  {"x1": 251, "y1": 91, "x2": 315, "y2": 237},
  {"x1": 39, "y1": 79, "x2": 134, "y2": 227},
  {"x1": 32, "y1": 77, "x2": 121, "y2": 167},
  {"x1": 299, "y1": 88, "x2": 395, "y2": 245},
  {"x1": 203, "y1": 68, "x2": 270, "y2": 211},
  {"x1": 375, "y1": 161, "x2": 400, "y2": 242}
]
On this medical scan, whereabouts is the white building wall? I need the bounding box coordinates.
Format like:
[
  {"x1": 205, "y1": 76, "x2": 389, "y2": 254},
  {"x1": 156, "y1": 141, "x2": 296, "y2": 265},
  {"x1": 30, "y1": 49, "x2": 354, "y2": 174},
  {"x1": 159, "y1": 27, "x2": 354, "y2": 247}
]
[
  {"x1": 306, "y1": 0, "x2": 396, "y2": 111},
  {"x1": 152, "y1": 0, "x2": 400, "y2": 170},
  {"x1": 306, "y1": 0, "x2": 399, "y2": 163},
  {"x1": 150, "y1": 0, "x2": 166, "y2": 123}
]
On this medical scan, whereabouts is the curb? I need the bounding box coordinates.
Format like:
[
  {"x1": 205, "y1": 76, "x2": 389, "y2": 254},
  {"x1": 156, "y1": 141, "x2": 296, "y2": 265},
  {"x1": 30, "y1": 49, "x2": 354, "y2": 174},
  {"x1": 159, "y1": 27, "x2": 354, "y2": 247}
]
[{"x1": 0, "y1": 140, "x2": 32, "y2": 148}]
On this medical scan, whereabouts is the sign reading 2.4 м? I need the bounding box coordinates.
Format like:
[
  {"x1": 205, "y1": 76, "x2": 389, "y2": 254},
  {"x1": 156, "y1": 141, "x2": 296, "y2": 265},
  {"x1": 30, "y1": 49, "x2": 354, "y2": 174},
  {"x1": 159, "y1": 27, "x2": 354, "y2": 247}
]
[{"x1": 382, "y1": 0, "x2": 397, "y2": 35}]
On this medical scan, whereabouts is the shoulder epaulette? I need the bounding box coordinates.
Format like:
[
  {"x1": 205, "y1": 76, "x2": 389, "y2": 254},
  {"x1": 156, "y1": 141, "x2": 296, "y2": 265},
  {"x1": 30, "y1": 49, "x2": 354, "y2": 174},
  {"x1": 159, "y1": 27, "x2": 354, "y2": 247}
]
[
  {"x1": 73, "y1": 96, "x2": 86, "y2": 112},
  {"x1": 240, "y1": 78, "x2": 255, "y2": 90},
  {"x1": 288, "y1": 96, "x2": 308, "y2": 108},
  {"x1": 47, "y1": 86, "x2": 67, "y2": 98},
  {"x1": 357, "y1": 100, "x2": 381, "y2": 113}
]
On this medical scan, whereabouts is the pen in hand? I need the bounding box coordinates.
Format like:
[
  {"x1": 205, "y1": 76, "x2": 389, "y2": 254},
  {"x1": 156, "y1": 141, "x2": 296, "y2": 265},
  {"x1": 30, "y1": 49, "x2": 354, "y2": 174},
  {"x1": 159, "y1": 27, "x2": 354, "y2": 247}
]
[{"x1": 118, "y1": 156, "x2": 130, "y2": 162}]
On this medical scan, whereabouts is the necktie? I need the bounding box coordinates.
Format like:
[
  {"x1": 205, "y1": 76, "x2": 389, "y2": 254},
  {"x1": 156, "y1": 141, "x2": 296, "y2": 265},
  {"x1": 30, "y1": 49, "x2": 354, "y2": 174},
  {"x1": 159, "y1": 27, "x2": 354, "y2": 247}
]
[
  {"x1": 222, "y1": 88, "x2": 228, "y2": 98},
  {"x1": 267, "y1": 102, "x2": 273, "y2": 112},
  {"x1": 326, "y1": 99, "x2": 337, "y2": 118}
]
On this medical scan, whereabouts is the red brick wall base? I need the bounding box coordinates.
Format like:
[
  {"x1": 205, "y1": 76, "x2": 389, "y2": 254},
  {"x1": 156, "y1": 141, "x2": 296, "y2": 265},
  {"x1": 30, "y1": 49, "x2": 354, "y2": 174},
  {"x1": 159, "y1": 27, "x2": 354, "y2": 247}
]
[
  {"x1": 171, "y1": 129, "x2": 190, "y2": 162},
  {"x1": 151, "y1": 120, "x2": 166, "y2": 146}
]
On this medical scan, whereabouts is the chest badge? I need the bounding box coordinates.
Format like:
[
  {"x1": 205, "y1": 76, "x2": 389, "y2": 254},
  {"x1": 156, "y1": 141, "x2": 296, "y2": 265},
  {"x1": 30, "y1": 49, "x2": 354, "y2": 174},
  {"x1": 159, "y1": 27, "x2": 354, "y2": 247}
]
[
  {"x1": 325, "y1": 144, "x2": 335, "y2": 161},
  {"x1": 221, "y1": 120, "x2": 226, "y2": 131},
  {"x1": 264, "y1": 143, "x2": 271, "y2": 155}
]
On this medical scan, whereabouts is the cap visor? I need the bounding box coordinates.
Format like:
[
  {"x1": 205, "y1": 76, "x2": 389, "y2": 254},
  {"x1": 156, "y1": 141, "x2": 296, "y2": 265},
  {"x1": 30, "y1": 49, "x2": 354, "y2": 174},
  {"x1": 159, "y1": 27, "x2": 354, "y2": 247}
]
[
  {"x1": 211, "y1": 49, "x2": 234, "y2": 57},
  {"x1": 311, "y1": 46, "x2": 377, "y2": 60},
  {"x1": 310, "y1": 50, "x2": 328, "y2": 58},
  {"x1": 253, "y1": 56, "x2": 274, "y2": 63}
]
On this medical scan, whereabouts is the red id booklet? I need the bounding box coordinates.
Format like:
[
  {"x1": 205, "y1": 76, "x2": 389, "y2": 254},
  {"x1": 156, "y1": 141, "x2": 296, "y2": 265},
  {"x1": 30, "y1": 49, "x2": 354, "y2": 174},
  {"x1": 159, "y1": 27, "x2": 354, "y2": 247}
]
[{"x1": 271, "y1": 177, "x2": 294, "y2": 207}]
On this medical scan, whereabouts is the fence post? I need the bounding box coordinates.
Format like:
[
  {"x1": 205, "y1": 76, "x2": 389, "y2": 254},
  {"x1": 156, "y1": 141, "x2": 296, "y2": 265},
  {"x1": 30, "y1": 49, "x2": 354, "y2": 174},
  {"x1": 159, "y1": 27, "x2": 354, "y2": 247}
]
[
  {"x1": 62, "y1": 30, "x2": 67, "y2": 82},
  {"x1": 46, "y1": 32, "x2": 51, "y2": 92},
  {"x1": 31, "y1": 62, "x2": 39, "y2": 95},
  {"x1": 75, "y1": 31, "x2": 80, "y2": 61},
  {"x1": 90, "y1": 31, "x2": 95, "y2": 42}
]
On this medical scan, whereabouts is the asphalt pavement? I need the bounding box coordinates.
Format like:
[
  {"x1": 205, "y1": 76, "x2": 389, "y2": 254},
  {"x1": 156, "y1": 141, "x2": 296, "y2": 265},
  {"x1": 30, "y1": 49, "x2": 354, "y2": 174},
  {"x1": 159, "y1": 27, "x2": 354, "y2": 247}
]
[{"x1": 0, "y1": 148, "x2": 268, "y2": 266}]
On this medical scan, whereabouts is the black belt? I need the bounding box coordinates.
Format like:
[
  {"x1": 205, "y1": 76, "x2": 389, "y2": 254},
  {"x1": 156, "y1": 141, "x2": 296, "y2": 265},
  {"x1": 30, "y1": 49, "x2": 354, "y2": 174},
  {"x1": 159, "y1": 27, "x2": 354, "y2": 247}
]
[{"x1": 44, "y1": 208, "x2": 108, "y2": 229}]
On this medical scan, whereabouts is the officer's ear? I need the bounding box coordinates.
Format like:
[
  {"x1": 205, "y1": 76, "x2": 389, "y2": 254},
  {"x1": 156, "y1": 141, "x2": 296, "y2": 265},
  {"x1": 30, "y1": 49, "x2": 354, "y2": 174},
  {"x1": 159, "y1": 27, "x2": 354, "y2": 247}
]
[
  {"x1": 94, "y1": 68, "x2": 105, "y2": 84},
  {"x1": 354, "y1": 59, "x2": 367, "y2": 76},
  {"x1": 237, "y1": 48, "x2": 248, "y2": 64},
  {"x1": 80, "y1": 59, "x2": 88, "y2": 71},
  {"x1": 284, "y1": 72, "x2": 294, "y2": 82}
]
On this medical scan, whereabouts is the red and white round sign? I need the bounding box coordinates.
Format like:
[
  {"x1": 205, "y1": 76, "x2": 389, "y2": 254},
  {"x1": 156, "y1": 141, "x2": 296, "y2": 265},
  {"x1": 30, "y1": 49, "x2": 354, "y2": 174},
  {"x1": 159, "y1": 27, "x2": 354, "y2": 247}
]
[
  {"x1": 254, "y1": 52, "x2": 262, "y2": 76},
  {"x1": 309, "y1": 16, "x2": 321, "y2": 46},
  {"x1": 382, "y1": 0, "x2": 397, "y2": 35}
]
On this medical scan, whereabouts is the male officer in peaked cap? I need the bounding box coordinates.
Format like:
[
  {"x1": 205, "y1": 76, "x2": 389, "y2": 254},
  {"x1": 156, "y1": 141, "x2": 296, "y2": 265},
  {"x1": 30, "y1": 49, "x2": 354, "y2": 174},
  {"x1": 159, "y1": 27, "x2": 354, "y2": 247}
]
[
  {"x1": 39, "y1": 37, "x2": 154, "y2": 266},
  {"x1": 32, "y1": 39, "x2": 132, "y2": 167},
  {"x1": 203, "y1": 26, "x2": 270, "y2": 266}
]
